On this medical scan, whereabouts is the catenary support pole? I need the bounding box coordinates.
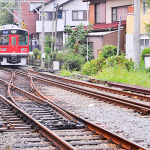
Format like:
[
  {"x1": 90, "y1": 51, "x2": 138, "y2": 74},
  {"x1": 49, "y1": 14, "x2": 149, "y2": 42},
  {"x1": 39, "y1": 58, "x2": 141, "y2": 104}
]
[{"x1": 134, "y1": 0, "x2": 140, "y2": 69}]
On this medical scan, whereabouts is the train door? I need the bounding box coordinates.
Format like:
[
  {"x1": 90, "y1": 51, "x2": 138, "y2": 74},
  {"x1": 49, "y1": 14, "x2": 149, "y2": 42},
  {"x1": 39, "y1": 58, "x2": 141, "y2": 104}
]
[{"x1": 9, "y1": 35, "x2": 18, "y2": 53}]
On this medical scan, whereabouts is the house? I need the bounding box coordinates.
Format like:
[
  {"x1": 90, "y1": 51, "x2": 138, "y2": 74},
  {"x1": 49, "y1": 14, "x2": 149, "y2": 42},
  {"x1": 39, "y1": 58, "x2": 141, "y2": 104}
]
[
  {"x1": 126, "y1": 0, "x2": 150, "y2": 59},
  {"x1": 83, "y1": 0, "x2": 134, "y2": 59},
  {"x1": 35, "y1": 0, "x2": 89, "y2": 50}
]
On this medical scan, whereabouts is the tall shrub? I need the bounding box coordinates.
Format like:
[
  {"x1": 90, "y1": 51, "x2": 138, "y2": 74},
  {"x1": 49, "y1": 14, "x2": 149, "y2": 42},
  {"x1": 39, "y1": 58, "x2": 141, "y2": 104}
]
[{"x1": 33, "y1": 48, "x2": 40, "y2": 60}]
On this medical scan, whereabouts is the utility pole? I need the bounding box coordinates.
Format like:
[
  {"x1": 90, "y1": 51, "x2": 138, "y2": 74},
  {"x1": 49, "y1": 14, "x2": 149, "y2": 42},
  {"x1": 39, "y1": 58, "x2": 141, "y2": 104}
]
[
  {"x1": 54, "y1": 4, "x2": 58, "y2": 51},
  {"x1": 87, "y1": 2, "x2": 89, "y2": 62},
  {"x1": 134, "y1": 0, "x2": 140, "y2": 69},
  {"x1": 51, "y1": 8, "x2": 54, "y2": 53},
  {"x1": 117, "y1": 15, "x2": 121, "y2": 55},
  {"x1": 41, "y1": 2, "x2": 45, "y2": 68},
  {"x1": 18, "y1": 0, "x2": 22, "y2": 28}
]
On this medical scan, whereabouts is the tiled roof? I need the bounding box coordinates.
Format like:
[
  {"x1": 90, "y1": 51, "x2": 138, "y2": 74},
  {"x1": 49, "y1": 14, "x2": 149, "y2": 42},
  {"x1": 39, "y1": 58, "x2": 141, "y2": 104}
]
[{"x1": 92, "y1": 21, "x2": 126, "y2": 31}]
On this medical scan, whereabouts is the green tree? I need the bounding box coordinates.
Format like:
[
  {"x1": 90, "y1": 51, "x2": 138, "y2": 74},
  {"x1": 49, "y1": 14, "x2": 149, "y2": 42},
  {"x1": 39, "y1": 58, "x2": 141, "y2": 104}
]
[
  {"x1": 147, "y1": 0, "x2": 150, "y2": 6},
  {"x1": 0, "y1": 2, "x2": 15, "y2": 26},
  {"x1": 45, "y1": 35, "x2": 55, "y2": 54},
  {"x1": 33, "y1": 48, "x2": 40, "y2": 60},
  {"x1": 64, "y1": 23, "x2": 94, "y2": 61},
  {"x1": 144, "y1": 0, "x2": 150, "y2": 35}
]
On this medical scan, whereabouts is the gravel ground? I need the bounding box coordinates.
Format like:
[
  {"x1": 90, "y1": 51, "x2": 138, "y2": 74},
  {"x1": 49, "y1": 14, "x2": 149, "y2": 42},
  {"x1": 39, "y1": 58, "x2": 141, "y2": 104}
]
[
  {"x1": 36, "y1": 83, "x2": 150, "y2": 150},
  {"x1": 20, "y1": 66, "x2": 150, "y2": 149}
]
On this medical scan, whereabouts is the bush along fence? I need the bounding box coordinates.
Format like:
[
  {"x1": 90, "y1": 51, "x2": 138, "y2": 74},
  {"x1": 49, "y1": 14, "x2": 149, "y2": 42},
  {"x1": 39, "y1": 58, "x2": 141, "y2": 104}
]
[{"x1": 26, "y1": 56, "x2": 64, "y2": 70}]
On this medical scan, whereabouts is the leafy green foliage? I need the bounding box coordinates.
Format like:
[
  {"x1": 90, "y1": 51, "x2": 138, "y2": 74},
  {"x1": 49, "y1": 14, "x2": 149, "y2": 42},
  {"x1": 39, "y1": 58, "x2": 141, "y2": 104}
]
[
  {"x1": 64, "y1": 23, "x2": 93, "y2": 48},
  {"x1": 141, "y1": 47, "x2": 150, "y2": 61},
  {"x1": 79, "y1": 44, "x2": 94, "y2": 61},
  {"x1": 45, "y1": 35, "x2": 55, "y2": 55},
  {"x1": 64, "y1": 52, "x2": 85, "y2": 71},
  {"x1": 49, "y1": 52, "x2": 65, "y2": 61},
  {"x1": 82, "y1": 55, "x2": 106, "y2": 76},
  {"x1": 43, "y1": 23, "x2": 94, "y2": 71},
  {"x1": 146, "y1": 67, "x2": 150, "y2": 73},
  {"x1": 56, "y1": 52, "x2": 65, "y2": 61},
  {"x1": 81, "y1": 44, "x2": 133, "y2": 75},
  {"x1": 60, "y1": 69, "x2": 72, "y2": 76},
  {"x1": 64, "y1": 23, "x2": 93, "y2": 62},
  {"x1": 49, "y1": 52, "x2": 57, "y2": 61},
  {"x1": 33, "y1": 48, "x2": 40, "y2": 60},
  {"x1": 101, "y1": 44, "x2": 120, "y2": 58},
  {"x1": 146, "y1": 0, "x2": 150, "y2": 8},
  {"x1": 0, "y1": 2, "x2": 15, "y2": 26},
  {"x1": 106, "y1": 55, "x2": 133, "y2": 71},
  {"x1": 94, "y1": 66, "x2": 150, "y2": 88},
  {"x1": 144, "y1": 22, "x2": 150, "y2": 37}
]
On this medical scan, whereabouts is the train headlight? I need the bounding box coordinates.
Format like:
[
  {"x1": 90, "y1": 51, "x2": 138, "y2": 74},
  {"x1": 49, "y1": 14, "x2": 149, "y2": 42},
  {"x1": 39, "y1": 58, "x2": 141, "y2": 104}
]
[
  {"x1": 0, "y1": 48, "x2": 6, "y2": 51},
  {"x1": 21, "y1": 48, "x2": 27, "y2": 51}
]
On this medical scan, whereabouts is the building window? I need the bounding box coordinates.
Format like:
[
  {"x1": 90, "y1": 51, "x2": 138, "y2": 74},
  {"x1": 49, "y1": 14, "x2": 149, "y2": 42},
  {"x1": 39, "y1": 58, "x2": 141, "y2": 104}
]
[
  {"x1": 112, "y1": 6, "x2": 128, "y2": 22},
  {"x1": 72, "y1": 11, "x2": 83, "y2": 20},
  {"x1": 112, "y1": 8, "x2": 117, "y2": 22},
  {"x1": 72, "y1": 10, "x2": 87, "y2": 21},
  {"x1": 95, "y1": 3, "x2": 106, "y2": 23},
  {"x1": 29, "y1": 3, "x2": 41, "y2": 12},
  {"x1": 140, "y1": 34, "x2": 150, "y2": 46},
  {"x1": 95, "y1": 4, "x2": 100, "y2": 23},
  {"x1": 143, "y1": 1, "x2": 148, "y2": 14}
]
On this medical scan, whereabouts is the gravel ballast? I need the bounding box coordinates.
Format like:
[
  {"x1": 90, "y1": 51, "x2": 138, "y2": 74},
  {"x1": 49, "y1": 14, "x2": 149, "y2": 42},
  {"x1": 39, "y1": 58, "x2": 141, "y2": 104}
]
[{"x1": 36, "y1": 83, "x2": 150, "y2": 150}]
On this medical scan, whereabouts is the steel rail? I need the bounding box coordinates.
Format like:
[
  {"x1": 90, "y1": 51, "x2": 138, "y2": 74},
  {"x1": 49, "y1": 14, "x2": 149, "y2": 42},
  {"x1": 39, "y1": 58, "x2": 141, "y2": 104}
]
[
  {"x1": 24, "y1": 71, "x2": 146, "y2": 150},
  {"x1": 27, "y1": 70, "x2": 150, "y2": 102},
  {"x1": 95, "y1": 80, "x2": 150, "y2": 95},
  {"x1": 65, "y1": 110, "x2": 145, "y2": 150},
  {"x1": 0, "y1": 93, "x2": 75, "y2": 150},
  {"x1": 12, "y1": 70, "x2": 77, "y2": 123},
  {"x1": 29, "y1": 75, "x2": 150, "y2": 115},
  {"x1": 0, "y1": 83, "x2": 146, "y2": 150},
  {"x1": 5, "y1": 70, "x2": 146, "y2": 150},
  {"x1": 3, "y1": 70, "x2": 150, "y2": 115}
]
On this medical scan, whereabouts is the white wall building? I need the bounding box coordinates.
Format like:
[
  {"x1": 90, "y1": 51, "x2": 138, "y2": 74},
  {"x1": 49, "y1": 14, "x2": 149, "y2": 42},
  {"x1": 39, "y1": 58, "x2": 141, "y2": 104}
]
[{"x1": 35, "y1": 0, "x2": 89, "y2": 50}]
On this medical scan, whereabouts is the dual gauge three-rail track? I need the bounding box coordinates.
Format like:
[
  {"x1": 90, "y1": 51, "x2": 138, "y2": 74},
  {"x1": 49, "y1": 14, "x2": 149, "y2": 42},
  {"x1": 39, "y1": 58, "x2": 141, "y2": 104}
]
[{"x1": 0, "y1": 68, "x2": 146, "y2": 150}]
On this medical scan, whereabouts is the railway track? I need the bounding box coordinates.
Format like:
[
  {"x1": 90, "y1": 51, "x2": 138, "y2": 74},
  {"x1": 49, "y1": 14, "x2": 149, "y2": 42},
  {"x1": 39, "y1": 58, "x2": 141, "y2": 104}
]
[
  {"x1": 27, "y1": 70, "x2": 150, "y2": 101},
  {"x1": 23, "y1": 70, "x2": 150, "y2": 115},
  {"x1": 88, "y1": 78, "x2": 150, "y2": 95},
  {"x1": 64, "y1": 74, "x2": 150, "y2": 95},
  {"x1": 0, "y1": 94, "x2": 73, "y2": 150},
  {"x1": 0, "y1": 102, "x2": 55, "y2": 150},
  {"x1": 0, "y1": 67, "x2": 146, "y2": 150}
]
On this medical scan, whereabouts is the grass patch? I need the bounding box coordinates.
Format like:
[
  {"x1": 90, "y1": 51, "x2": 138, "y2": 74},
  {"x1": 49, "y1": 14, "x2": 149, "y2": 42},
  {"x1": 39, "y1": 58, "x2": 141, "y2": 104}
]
[
  {"x1": 60, "y1": 70, "x2": 72, "y2": 76},
  {"x1": 93, "y1": 66, "x2": 150, "y2": 88}
]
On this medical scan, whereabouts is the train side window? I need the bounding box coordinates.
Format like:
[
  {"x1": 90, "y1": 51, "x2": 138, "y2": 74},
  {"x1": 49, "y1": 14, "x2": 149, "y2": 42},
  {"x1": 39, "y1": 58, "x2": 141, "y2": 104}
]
[
  {"x1": 0, "y1": 35, "x2": 9, "y2": 45},
  {"x1": 11, "y1": 37, "x2": 16, "y2": 46}
]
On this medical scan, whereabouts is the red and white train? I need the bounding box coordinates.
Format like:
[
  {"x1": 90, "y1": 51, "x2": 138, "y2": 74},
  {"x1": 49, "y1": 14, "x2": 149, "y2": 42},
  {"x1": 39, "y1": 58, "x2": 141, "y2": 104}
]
[{"x1": 0, "y1": 24, "x2": 29, "y2": 65}]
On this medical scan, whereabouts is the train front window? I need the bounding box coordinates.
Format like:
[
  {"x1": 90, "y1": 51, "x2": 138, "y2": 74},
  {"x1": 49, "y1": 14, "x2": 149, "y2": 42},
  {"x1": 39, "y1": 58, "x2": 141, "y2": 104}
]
[
  {"x1": 19, "y1": 35, "x2": 28, "y2": 45},
  {"x1": 11, "y1": 37, "x2": 16, "y2": 46},
  {"x1": 0, "y1": 35, "x2": 9, "y2": 45}
]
